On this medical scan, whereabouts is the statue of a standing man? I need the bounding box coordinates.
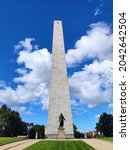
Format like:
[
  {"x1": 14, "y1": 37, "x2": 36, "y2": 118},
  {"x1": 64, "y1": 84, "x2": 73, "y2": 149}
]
[{"x1": 59, "y1": 113, "x2": 66, "y2": 127}]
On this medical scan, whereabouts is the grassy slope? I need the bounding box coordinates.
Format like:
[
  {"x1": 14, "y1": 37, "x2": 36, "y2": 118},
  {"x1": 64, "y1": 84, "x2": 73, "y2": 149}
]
[
  {"x1": 0, "y1": 137, "x2": 27, "y2": 146},
  {"x1": 24, "y1": 141, "x2": 95, "y2": 150},
  {"x1": 99, "y1": 137, "x2": 113, "y2": 142}
]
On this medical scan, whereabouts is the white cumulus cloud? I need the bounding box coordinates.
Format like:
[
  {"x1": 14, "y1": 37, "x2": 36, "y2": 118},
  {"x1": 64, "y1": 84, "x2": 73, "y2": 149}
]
[
  {"x1": 13, "y1": 106, "x2": 32, "y2": 115},
  {"x1": 69, "y1": 60, "x2": 113, "y2": 108},
  {"x1": 66, "y1": 22, "x2": 113, "y2": 67},
  {"x1": 0, "y1": 38, "x2": 51, "y2": 110},
  {"x1": 0, "y1": 22, "x2": 113, "y2": 113},
  {"x1": 14, "y1": 38, "x2": 36, "y2": 52},
  {"x1": 67, "y1": 22, "x2": 113, "y2": 109}
]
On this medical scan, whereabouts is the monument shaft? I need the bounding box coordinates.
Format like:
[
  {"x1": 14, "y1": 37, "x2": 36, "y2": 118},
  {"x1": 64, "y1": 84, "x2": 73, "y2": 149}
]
[{"x1": 47, "y1": 20, "x2": 74, "y2": 138}]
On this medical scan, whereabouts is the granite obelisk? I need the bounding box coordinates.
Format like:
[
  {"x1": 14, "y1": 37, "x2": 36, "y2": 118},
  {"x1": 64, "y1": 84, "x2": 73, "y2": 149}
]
[{"x1": 47, "y1": 20, "x2": 74, "y2": 138}]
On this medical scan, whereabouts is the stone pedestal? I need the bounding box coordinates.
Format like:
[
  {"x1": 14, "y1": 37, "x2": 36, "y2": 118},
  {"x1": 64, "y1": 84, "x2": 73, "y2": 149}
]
[{"x1": 58, "y1": 127, "x2": 65, "y2": 139}]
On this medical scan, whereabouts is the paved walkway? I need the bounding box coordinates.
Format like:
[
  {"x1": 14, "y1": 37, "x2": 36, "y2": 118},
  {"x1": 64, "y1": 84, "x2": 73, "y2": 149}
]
[
  {"x1": 82, "y1": 139, "x2": 113, "y2": 150},
  {"x1": 0, "y1": 139, "x2": 41, "y2": 150}
]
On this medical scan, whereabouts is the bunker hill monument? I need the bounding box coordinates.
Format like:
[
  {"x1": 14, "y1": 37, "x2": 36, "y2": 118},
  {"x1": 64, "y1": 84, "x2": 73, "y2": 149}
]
[{"x1": 47, "y1": 20, "x2": 74, "y2": 138}]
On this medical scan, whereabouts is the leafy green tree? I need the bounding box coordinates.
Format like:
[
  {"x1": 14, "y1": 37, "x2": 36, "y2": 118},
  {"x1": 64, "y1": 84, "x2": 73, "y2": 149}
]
[
  {"x1": 95, "y1": 113, "x2": 113, "y2": 137},
  {"x1": 29, "y1": 125, "x2": 45, "y2": 139},
  {"x1": 33, "y1": 125, "x2": 45, "y2": 138},
  {"x1": 29, "y1": 128, "x2": 35, "y2": 139},
  {"x1": 73, "y1": 124, "x2": 84, "y2": 138},
  {"x1": 0, "y1": 104, "x2": 27, "y2": 137}
]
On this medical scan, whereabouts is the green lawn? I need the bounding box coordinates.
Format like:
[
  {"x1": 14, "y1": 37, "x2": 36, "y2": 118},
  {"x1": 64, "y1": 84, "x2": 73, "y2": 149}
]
[
  {"x1": 0, "y1": 137, "x2": 27, "y2": 146},
  {"x1": 98, "y1": 137, "x2": 113, "y2": 142},
  {"x1": 24, "y1": 141, "x2": 95, "y2": 150}
]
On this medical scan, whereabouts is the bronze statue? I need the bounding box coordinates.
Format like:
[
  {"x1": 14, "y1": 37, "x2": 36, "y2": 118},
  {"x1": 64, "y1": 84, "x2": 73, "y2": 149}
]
[{"x1": 59, "y1": 113, "x2": 66, "y2": 127}]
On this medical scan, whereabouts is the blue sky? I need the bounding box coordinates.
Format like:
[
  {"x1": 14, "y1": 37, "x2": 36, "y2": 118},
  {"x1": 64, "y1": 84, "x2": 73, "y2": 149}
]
[{"x1": 0, "y1": 0, "x2": 113, "y2": 132}]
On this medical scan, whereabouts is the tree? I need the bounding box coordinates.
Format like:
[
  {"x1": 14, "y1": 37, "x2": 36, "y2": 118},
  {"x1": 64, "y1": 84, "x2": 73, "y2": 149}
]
[
  {"x1": 73, "y1": 124, "x2": 84, "y2": 138},
  {"x1": 95, "y1": 113, "x2": 113, "y2": 137},
  {"x1": 0, "y1": 104, "x2": 27, "y2": 137},
  {"x1": 29, "y1": 125, "x2": 45, "y2": 139},
  {"x1": 33, "y1": 125, "x2": 45, "y2": 138},
  {"x1": 26, "y1": 122, "x2": 33, "y2": 138}
]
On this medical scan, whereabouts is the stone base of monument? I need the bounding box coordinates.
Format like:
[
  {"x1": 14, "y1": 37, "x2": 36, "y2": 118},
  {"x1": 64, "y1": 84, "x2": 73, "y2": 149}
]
[{"x1": 57, "y1": 127, "x2": 65, "y2": 139}]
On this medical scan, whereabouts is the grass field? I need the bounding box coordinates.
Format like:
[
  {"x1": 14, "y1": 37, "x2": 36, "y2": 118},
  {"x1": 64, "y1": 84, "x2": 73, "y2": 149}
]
[
  {"x1": 99, "y1": 137, "x2": 113, "y2": 142},
  {"x1": 0, "y1": 137, "x2": 27, "y2": 146},
  {"x1": 24, "y1": 141, "x2": 95, "y2": 150}
]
